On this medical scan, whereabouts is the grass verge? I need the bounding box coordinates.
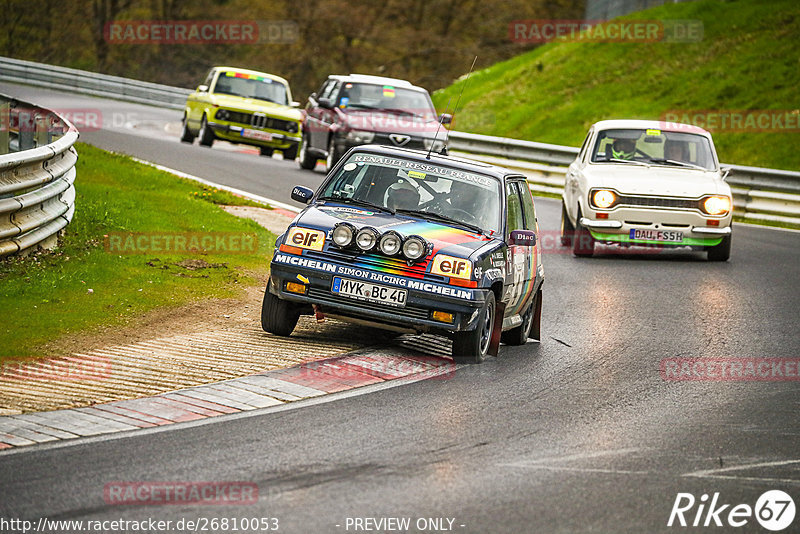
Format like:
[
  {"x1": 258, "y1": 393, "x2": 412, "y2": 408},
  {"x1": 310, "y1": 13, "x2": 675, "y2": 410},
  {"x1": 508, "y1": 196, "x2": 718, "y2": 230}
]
[
  {"x1": 433, "y1": 0, "x2": 800, "y2": 171},
  {"x1": 0, "y1": 143, "x2": 275, "y2": 359}
]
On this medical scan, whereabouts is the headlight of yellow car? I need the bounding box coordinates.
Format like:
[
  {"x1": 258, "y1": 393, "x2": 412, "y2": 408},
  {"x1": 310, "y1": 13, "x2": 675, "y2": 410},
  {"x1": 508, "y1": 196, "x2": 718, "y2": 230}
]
[
  {"x1": 591, "y1": 189, "x2": 617, "y2": 209},
  {"x1": 701, "y1": 195, "x2": 731, "y2": 216}
]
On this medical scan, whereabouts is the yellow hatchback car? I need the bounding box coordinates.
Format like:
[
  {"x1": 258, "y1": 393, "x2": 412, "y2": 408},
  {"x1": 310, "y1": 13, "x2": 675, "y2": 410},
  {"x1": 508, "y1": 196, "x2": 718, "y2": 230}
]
[{"x1": 181, "y1": 66, "x2": 303, "y2": 159}]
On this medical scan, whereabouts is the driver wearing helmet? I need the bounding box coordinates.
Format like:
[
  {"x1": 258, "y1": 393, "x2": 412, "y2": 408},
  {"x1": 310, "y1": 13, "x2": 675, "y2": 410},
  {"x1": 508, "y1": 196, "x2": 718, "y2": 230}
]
[
  {"x1": 447, "y1": 180, "x2": 487, "y2": 226},
  {"x1": 610, "y1": 138, "x2": 636, "y2": 160},
  {"x1": 385, "y1": 180, "x2": 420, "y2": 211},
  {"x1": 664, "y1": 139, "x2": 688, "y2": 162}
]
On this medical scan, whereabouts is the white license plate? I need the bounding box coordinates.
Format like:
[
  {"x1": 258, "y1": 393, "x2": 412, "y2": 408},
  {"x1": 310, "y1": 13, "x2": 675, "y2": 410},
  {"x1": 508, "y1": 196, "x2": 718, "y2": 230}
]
[
  {"x1": 242, "y1": 128, "x2": 272, "y2": 141},
  {"x1": 331, "y1": 277, "x2": 407, "y2": 307},
  {"x1": 629, "y1": 229, "x2": 684, "y2": 242}
]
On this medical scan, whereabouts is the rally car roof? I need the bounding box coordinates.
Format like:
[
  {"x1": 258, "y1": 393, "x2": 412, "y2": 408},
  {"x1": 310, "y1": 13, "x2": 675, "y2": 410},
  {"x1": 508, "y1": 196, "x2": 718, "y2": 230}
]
[{"x1": 349, "y1": 144, "x2": 524, "y2": 181}]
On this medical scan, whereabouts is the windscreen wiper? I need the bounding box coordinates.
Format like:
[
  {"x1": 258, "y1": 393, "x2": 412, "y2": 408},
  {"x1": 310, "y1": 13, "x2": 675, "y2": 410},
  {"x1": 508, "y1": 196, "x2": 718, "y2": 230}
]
[
  {"x1": 318, "y1": 196, "x2": 393, "y2": 214},
  {"x1": 606, "y1": 158, "x2": 649, "y2": 166},
  {"x1": 394, "y1": 208, "x2": 483, "y2": 235},
  {"x1": 647, "y1": 158, "x2": 706, "y2": 170}
]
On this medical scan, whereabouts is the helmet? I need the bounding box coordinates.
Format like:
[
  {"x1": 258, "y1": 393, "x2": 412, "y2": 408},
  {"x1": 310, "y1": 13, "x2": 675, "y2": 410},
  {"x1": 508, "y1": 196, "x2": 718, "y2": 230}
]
[
  {"x1": 611, "y1": 138, "x2": 636, "y2": 160},
  {"x1": 386, "y1": 180, "x2": 419, "y2": 210},
  {"x1": 664, "y1": 139, "x2": 688, "y2": 161}
]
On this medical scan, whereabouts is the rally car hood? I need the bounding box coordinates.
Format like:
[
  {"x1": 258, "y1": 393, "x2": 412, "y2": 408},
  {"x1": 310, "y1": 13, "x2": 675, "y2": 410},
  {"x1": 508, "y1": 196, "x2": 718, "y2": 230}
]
[
  {"x1": 209, "y1": 94, "x2": 302, "y2": 121},
  {"x1": 339, "y1": 109, "x2": 441, "y2": 136},
  {"x1": 585, "y1": 163, "x2": 728, "y2": 197},
  {"x1": 296, "y1": 203, "x2": 497, "y2": 260}
]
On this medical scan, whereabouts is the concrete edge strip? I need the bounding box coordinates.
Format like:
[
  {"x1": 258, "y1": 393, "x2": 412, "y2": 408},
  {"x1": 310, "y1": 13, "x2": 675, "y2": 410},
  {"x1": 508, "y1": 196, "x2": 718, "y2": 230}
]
[{"x1": 0, "y1": 352, "x2": 456, "y2": 451}]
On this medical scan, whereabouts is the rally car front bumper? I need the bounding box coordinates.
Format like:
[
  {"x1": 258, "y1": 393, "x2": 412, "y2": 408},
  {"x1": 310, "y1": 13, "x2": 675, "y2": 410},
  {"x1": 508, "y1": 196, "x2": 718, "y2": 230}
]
[{"x1": 269, "y1": 254, "x2": 490, "y2": 334}]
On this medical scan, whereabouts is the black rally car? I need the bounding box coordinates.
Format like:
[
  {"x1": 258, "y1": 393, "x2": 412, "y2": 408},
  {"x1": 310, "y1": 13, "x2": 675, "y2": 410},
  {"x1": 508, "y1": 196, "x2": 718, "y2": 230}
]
[{"x1": 262, "y1": 145, "x2": 544, "y2": 363}]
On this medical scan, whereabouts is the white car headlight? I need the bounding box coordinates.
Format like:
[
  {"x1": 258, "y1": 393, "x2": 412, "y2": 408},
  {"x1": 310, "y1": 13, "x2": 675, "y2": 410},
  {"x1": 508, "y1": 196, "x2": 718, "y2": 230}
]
[
  {"x1": 701, "y1": 195, "x2": 731, "y2": 216},
  {"x1": 423, "y1": 138, "x2": 445, "y2": 152},
  {"x1": 346, "y1": 130, "x2": 375, "y2": 143},
  {"x1": 591, "y1": 189, "x2": 617, "y2": 209}
]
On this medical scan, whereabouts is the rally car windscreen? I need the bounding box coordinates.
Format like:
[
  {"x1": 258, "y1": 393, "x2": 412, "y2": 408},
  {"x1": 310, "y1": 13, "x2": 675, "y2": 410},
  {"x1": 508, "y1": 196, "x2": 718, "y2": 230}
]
[
  {"x1": 591, "y1": 129, "x2": 717, "y2": 171},
  {"x1": 337, "y1": 83, "x2": 437, "y2": 120},
  {"x1": 319, "y1": 153, "x2": 503, "y2": 235},
  {"x1": 213, "y1": 72, "x2": 289, "y2": 105}
]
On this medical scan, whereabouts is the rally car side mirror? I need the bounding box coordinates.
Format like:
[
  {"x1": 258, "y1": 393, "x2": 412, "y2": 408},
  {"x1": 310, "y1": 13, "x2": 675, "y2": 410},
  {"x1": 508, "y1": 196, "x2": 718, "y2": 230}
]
[
  {"x1": 509, "y1": 230, "x2": 537, "y2": 246},
  {"x1": 291, "y1": 185, "x2": 314, "y2": 204}
]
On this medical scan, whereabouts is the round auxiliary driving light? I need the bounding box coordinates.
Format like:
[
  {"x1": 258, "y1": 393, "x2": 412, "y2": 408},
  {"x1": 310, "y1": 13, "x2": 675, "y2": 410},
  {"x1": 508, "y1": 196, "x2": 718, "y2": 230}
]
[
  {"x1": 356, "y1": 227, "x2": 380, "y2": 251},
  {"x1": 332, "y1": 223, "x2": 356, "y2": 247},
  {"x1": 379, "y1": 231, "x2": 403, "y2": 256},
  {"x1": 402, "y1": 235, "x2": 428, "y2": 261}
]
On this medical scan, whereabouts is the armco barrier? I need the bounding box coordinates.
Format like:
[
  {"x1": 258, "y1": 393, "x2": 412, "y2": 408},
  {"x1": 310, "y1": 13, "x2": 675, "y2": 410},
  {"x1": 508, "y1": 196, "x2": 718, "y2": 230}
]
[
  {"x1": 2, "y1": 56, "x2": 798, "y2": 226},
  {"x1": 0, "y1": 93, "x2": 78, "y2": 257},
  {"x1": 0, "y1": 56, "x2": 190, "y2": 110}
]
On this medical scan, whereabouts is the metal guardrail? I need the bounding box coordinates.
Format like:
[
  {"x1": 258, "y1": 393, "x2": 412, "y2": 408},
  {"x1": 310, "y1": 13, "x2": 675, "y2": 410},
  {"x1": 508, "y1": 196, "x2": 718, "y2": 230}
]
[
  {"x1": 448, "y1": 131, "x2": 800, "y2": 227},
  {"x1": 0, "y1": 93, "x2": 78, "y2": 257},
  {"x1": 2, "y1": 56, "x2": 798, "y2": 226},
  {"x1": 0, "y1": 56, "x2": 190, "y2": 110}
]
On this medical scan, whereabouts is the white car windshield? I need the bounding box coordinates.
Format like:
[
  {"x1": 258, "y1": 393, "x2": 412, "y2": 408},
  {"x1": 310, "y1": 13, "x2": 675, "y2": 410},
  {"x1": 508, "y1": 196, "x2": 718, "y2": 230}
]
[
  {"x1": 319, "y1": 153, "x2": 502, "y2": 235},
  {"x1": 336, "y1": 83, "x2": 436, "y2": 121},
  {"x1": 213, "y1": 72, "x2": 289, "y2": 105},
  {"x1": 591, "y1": 129, "x2": 717, "y2": 171}
]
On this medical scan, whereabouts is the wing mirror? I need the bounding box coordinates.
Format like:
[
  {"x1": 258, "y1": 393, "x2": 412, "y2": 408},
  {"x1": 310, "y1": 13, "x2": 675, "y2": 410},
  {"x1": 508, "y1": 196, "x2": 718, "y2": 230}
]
[
  {"x1": 291, "y1": 185, "x2": 314, "y2": 204},
  {"x1": 509, "y1": 230, "x2": 537, "y2": 246},
  {"x1": 720, "y1": 166, "x2": 731, "y2": 180},
  {"x1": 438, "y1": 113, "x2": 453, "y2": 125},
  {"x1": 196, "y1": 84, "x2": 209, "y2": 92},
  {"x1": 291, "y1": 101, "x2": 301, "y2": 108}
]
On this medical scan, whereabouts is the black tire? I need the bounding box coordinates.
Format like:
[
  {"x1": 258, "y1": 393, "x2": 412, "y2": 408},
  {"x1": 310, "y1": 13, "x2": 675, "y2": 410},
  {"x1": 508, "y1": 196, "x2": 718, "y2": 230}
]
[
  {"x1": 298, "y1": 132, "x2": 317, "y2": 169},
  {"x1": 707, "y1": 233, "x2": 731, "y2": 261},
  {"x1": 560, "y1": 201, "x2": 574, "y2": 246},
  {"x1": 326, "y1": 137, "x2": 342, "y2": 170},
  {"x1": 572, "y1": 210, "x2": 595, "y2": 257},
  {"x1": 452, "y1": 291, "x2": 496, "y2": 364},
  {"x1": 502, "y1": 288, "x2": 541, "y2": 345},
  {"x1": 260, "y1": 285, "x2": 300, "y2": 336},
  {"x1": 260, "y1": 146, "x2": 274, "y2": 157},
  {"x1": 179, "y1": 115, "x2": 195, "y2": 144},
  {"x1": 282, "y1": 144, "x2": 298, "y2": 161},
  {"x1": 198, "y1": 115, "x2": 215, "y2": 147}
]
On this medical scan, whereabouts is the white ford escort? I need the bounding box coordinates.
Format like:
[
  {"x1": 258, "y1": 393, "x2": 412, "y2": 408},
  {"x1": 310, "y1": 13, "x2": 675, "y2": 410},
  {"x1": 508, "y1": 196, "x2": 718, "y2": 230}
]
[{"x1": 561, "y1": 119, "x2": 732, "y2": 261}]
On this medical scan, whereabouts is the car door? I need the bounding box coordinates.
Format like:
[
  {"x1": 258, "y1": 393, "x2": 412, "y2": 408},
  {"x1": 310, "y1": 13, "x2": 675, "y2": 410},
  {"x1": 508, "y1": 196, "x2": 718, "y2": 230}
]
[
  {"x1": 317, "y1": 80, "x2": 341, "y2": 152},
  {"x1": 306, "y1": 79, "x2": 336, "y2": 150},
  {"x1": 503, "y1": 181, "x2": 529, "y2": 314}
]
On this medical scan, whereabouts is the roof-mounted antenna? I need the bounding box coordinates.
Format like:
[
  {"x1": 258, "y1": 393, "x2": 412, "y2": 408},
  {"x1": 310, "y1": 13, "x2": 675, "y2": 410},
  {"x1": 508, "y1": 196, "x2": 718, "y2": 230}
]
[
  {"x1": 426, "y1": 96, "x2": 451, "y2": 160},
  {"x1": 426, "y1": 55, "x2": 478, "y2": 160}
]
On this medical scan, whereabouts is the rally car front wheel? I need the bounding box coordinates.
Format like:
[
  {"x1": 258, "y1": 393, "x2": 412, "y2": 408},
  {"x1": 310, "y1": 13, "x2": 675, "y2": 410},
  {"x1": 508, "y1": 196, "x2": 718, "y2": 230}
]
[
  {"x1": 261, "y1": 286, "x2": 300, "y2": 336},
  {"x1": 452, "y1": 292, "x2": 496, "y2": 364}
]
